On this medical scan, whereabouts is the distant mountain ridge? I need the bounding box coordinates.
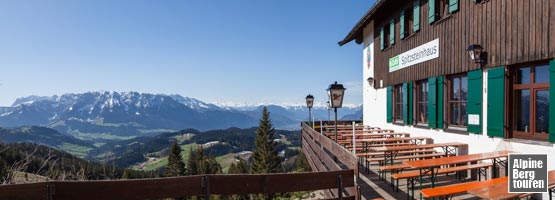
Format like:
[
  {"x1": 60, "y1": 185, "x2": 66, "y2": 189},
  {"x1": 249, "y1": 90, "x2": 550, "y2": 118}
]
[{"x1": 0, "y1": 91, "x2": 361, "y2": 141}]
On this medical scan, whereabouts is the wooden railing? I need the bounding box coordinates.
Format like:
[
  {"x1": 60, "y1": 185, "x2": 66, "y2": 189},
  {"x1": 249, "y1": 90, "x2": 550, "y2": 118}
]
[
  {"x1": 301, "y1": 122, "x2": 360, "y2": 199},
  {"x1": 0, "y1": 170, "x2": 355, "y2": 200}
]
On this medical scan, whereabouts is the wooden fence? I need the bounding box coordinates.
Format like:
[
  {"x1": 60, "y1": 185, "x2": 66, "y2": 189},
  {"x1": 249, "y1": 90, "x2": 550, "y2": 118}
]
[
  {"x1": 301, "y1": 122, "x2": 360, "y2": 199},
  {"x1": 0, "y1": 169, "x2": 355, "y2": 200}
]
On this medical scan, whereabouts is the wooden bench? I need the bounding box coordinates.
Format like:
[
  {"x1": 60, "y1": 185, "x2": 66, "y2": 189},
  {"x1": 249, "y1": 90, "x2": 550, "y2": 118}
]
[
  {"x1": 360, "y1": 149, "x2": 436, "y2": 158},
  {"x1": 392, "y1": 163, "x2": 492, "y2": 193},
  {"x1": 367, "y1": 152, "x2": 445, "y2": 164},
  {"x1": 420, "y1": 176, "x2": 508, "y2": 199},
  {"x1": 392, "y1": 163, "x2": 491, "y2": 180}
]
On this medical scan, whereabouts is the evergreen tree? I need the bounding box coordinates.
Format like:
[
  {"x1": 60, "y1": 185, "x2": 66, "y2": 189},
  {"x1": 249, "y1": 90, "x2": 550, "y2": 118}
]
[
  {"x1": 227, "y1": 159, "x2": 248, "y2": 174},
  {"x1": 121, "y1": 169, "x2": 131, "y2": 179},
  {"x1": 186, "y1": 146, "x2": 198, "y2": 175},
  {"x1": 295, "y1": 152, "x2": 310, "y2": 172},
  {"x1": 165, "y1": 141, "x2": 185, "y2": 177},
  {"x1": 227, "y1": 162, "x2": 238, "y2": 174},
  {"x1": 250, "y1": 106, "x2": 282, "y2": 174}
]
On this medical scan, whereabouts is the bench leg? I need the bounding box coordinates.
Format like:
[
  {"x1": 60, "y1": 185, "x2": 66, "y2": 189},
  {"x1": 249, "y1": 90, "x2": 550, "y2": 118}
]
[{"x1": 406, "y1": 178, "x2": 410, "y2": 200}]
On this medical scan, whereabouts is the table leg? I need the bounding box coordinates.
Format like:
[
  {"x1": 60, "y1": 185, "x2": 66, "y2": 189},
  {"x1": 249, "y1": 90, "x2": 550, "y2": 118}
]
[
  {"x1": 492, "y1": 158, "x2": 497, "y2": 178},
  {"x1": 430, "y1": 167, "x2": 435, "y2": 188},
  {"x1": 419, "y1": 169, "x2": 423, "y2": 200}
]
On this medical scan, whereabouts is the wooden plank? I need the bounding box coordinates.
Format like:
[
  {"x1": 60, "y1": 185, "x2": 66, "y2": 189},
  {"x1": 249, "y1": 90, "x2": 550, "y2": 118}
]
[
  {"x1": 421, "y1": 176, "x2": 508, "y2": 198},
  {"x1": 303, "y1": 139, "x2": 325, "y2": 172},
  {"x1": 542, "y1": 0, "x2": 549, "y2": 58},
  {"x1": 302, "y1": 131, "x2": 341, "y2": 171},
  {"x1": 303, "y1": 123, "x2": 358, "y2": 170},
  {"x1": 52, "y1": 176, "x2": 204, "y2": 200},
  {"x1": 209, "y1": 169, "x2": 355, "y2": 194},
  {"x1": 551, "y1": 0, "x2": 555, "y2": 57},
  {"x1": 534, "y1": 0, "x2": 541, "y2": 60},
  {"x1": 302, "y1": 146, "x2": 318, "y2": 172},
  {"x1": 0, "y1": 182, "x2": 48, "y2": 200},
  {"x1": 500, "y1": 0, "x2": 506, "y2": 64}
]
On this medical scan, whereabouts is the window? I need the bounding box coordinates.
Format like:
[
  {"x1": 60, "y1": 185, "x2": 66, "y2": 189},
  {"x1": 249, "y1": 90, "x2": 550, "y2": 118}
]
[
  {"x1": 394, "y1": 84, "x2": 403, "y2": 122},
  {"x1": 447, "y1": 74, "x2": 468, "y2": 127},
  {"x1": 511, "y1": 63, "x2": 550, "y2": 141},
  {"x1": 401, "y1": 8, "x2": 413, "y2": 39},
  {"x1": 380, "y1": 23, "x2": 390, "y2": 51},
  {"x1": 415, "y1": 80, "x2": 428, "y2": 124},
  {"x1": 429, "y1": 0, "x2": 457, "y2": 24}
]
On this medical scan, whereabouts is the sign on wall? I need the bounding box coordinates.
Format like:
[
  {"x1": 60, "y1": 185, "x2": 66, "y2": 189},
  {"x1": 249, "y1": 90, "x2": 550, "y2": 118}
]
[{"x1": 389, "y1": 38, "x2": 439, "y2": 72}]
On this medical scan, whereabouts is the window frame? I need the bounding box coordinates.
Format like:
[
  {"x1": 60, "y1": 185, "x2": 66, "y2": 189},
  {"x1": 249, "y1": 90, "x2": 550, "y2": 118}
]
[
  {"x1": 447, "y1": 73, "x2": 468, "y2": 128},
  {"x1": 430, "y1": 0, "x2": 453, "y2": 24},
  {"x1": 401, "y1": 8, "x2": 413, "y2": 39},
  {"x1": 384, "y1": 23, "x2": 390, "y2": 49},
  {"x1": 393, "y1": 84, "x2": 404, "y2": 122},
  {"x1": 509, "y1": 61, "x2": 550, "y2": 141},
  {"x1": 415, "y1": 80, "x2": 428, "y2": 125}
]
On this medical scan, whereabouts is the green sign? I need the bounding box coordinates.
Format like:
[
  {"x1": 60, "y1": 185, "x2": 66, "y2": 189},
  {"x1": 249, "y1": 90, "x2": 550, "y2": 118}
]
[{"x1": 389, "y1": 56, "x2": 399, "y2": 69}]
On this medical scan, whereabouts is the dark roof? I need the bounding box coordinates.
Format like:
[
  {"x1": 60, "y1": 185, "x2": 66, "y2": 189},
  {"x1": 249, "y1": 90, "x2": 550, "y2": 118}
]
[{"x1": 338, "y1": 0, "x2": 387, "y2": 46}]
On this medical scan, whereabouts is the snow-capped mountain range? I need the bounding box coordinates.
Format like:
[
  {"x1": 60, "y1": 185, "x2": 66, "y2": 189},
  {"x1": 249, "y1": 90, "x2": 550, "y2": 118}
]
[{"x1": 0, "y1": 91, "x2": 361, "y2": 141}]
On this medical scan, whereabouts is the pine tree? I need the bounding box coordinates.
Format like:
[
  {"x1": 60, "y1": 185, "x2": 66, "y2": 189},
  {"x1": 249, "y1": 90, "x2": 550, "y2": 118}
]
[
  {"x1": 250, "y1": 106, "x2": 282, "y2": 174},
  {"x1": 121, "y1": 169, "x2": 131, "y2": 179},
  {"x1": 165, "y1": 141, "x2": 185, "y2": 177},
  {"x1": 295, "y1": 152, "x2": 310, "y2": 172},
  {"x1": 186, "y1": 146, "x2": 198, "y2": 175}
]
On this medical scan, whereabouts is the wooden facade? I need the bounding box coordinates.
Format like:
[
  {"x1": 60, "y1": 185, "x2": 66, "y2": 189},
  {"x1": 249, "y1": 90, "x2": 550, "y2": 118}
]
[{"x1": 372, "y1": 0, "x2": 555, "y2": 87}]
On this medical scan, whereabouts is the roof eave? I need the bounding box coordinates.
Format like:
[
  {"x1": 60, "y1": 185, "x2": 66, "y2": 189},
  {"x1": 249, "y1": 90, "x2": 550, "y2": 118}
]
[{"x1": 338, "y1": 0, "x2": 387, "y2": 46}]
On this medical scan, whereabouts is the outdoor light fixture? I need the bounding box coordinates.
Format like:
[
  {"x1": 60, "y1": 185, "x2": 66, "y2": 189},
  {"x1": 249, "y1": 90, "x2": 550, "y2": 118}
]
[
  {"x1": 467, "y1": 44, "x2": 484, "y2": 64},
  {"x1": 327, "y1": 81, "x2": 346, "y2": 108},
  {"x1": 367, "y1": 77, "x2": 374, "y2": 87},
  {"x1": 326, "y1": 101, "x2": 331, "y2": 121},
  {"x1": 327, "y1": 81, "x2": 346, "y2": 143},
  {"x1": 305, "y1": 94, "x2": 314, "y2": 128}
]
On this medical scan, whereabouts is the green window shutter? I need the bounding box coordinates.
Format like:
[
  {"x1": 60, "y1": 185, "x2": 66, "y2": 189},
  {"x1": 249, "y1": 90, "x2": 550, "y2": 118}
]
[
  {"x1": 437, "y1": 76, "x2": 444, "y2": 129},
  {"x1": 428, "y1": 0, "x2": 437, "y2": 24},
  {"x1": 448, "y1": 0, "x2": 459, "y2": 13},
  {"x1": 413, "y1": 0, "x2": 420, "y2": 32},
  {"x1": 387, "y1": 86, "x2": 393, "y2": 123},
  {"x1": 487, "y1": 67, "x2": 505, "y2": 138},
  {"x1": 389, "y1": 19, "x2": 395, "y2": 46},
  {"x1": 408, "y1": 82, "x2": 413, "y2": 124},
  {"x1": 428, "y1": 77, "x2": 437, "y2": 128},
  {"x1": 467, "y1": 70, "x2": 483, "y2": 134},
  {"x1": 402, "y1": 83, "x2": 408, "y2": 124},
  {"x1": 380, "y1": 27, "x2": 385, "y2": 50},
  {"x1": 549, "y1": 60, "x2": 555, "y2": 142},
  {"x1": 400, "y1": 11, "x2": 405, "y2": 39}
]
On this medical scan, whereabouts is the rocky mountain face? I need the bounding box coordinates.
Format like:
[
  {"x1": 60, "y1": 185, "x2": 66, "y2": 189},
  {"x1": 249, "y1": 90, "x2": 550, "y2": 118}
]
[{"x1": 0, "y1": 92, "x2": 361, "y2": 141}]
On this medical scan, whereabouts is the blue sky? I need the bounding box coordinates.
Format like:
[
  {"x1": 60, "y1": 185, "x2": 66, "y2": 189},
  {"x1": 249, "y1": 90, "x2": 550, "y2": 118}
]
[{"x1": 0, "y1": 0, "x2": 373, "y2": 107}]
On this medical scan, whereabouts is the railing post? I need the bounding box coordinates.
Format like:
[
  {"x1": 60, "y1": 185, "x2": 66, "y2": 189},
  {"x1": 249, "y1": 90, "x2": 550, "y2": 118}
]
[
  {"x1": 336, "y1": 175, "x2": 343, "y2": 200},
  {"x1": 47, "y1": 183, "x2": 55, "y2": 200},
  {"x1": 202, "y1": 175, "x2": 210, "y2": 200},
  {"x1": 352, "y1": 121, "x2": 356, "y2": 155},
  {"x1": 320, "y1": 120, "x2": 323, "y2": 135}
]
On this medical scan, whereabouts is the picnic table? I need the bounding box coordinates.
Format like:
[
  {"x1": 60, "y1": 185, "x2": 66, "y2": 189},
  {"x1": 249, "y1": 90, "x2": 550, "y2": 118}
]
[
  {"x1": 336, "y1": 129, "x2": 395, "y2": 133},
  {"x1": 369, "y1": 142, "x2": 468, "y2": 167},
  {"x1": 468, "y1": 170, "x2": 555, "y2": 200},
  {"x1": 403, "y1": 150, "x2": 513, "y2": 200},
  {"x1": 339, "y1": 132, "x2": 408, "y2": 139},
  {"x1": 359, "y1": 136, "x2": 431, "y2": 145}
]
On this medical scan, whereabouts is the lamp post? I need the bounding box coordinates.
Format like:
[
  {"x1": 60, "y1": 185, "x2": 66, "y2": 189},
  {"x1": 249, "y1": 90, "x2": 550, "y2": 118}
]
[
  {"x1": 326, "y1": 101, "x2": 331, "y2": 122},
  {"x1": 327, "y1": 81, "x2": 346, "y2": 143},
  {"x1": 305, "y1": 94, "x2": 314, "y2": 128}
]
